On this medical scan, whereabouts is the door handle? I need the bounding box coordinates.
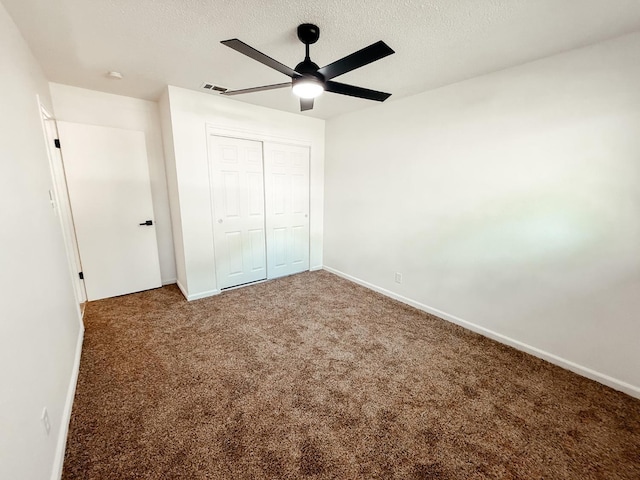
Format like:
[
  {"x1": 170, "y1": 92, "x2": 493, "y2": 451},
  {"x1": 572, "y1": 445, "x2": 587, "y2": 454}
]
[{"x1": 139, "y1": 220, "x2": 153, "y2": 226}]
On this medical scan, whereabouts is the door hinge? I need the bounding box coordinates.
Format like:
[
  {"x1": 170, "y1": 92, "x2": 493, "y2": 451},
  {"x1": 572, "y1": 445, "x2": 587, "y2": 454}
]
[
  {"x1": 78, "y1": 271, "x2": 84, "y2": 280},
  {"x1": 54, "y1": 139, "x2": 61, "y2": 149}
]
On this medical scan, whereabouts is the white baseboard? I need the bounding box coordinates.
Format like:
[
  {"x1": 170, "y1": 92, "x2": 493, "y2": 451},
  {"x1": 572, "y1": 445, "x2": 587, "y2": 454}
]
[
  {"x1": 176, "y1": 280, "x2": 219, "y2": 301},
  {"x1": 322, "y1": 266, "x2": 640, "y2": 399},
  {"x1": 161, "y1": 278, "x2": 177, "y2": 286},
  {"x1": 189, "y1": 289, "x2": 221, "y2": 300},
  {"x1": 51, "y1": 324, "x2": 85, "y2": 480},
  {"x1": 310, "y1": 265, "x2": 323, "y2": 272}
]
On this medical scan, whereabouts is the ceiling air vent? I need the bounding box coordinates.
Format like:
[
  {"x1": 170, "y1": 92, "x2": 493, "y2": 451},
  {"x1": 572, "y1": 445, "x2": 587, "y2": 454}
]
[{"x1": 200, "y1": 82, "x2": 228, "y2": 93}]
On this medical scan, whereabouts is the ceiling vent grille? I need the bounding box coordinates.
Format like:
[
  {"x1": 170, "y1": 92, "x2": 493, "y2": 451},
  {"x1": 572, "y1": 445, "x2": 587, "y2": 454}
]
[{"x1": 200, "y1": 82, "x2": 228, "y2": 93}]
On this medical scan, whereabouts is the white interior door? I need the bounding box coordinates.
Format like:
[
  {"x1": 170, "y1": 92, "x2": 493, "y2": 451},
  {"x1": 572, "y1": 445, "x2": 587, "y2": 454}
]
[
  {"x1": 57, "y1": 122, "x2": 162, "y2": 301},
  {"x1": 264, "y1": 142, "x2": 310, "y2": 279},
  {"x1": 209, "y1": 135, "x2": 267, "y2": 289}
]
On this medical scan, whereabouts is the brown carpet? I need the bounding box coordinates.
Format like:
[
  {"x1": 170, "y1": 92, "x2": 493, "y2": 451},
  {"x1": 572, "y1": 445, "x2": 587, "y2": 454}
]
[{"x1": 63, "y1": 270, "x2": 640, "y2": 479}]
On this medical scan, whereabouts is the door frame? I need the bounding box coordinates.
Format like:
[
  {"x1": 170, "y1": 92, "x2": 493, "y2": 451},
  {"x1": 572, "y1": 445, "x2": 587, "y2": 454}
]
[
  {"x1": 39, "y1": 102, "x2": 87, "y2": 311},
  {"x1": 205, "y1": 124, "x2": 312, "y2": 288}
]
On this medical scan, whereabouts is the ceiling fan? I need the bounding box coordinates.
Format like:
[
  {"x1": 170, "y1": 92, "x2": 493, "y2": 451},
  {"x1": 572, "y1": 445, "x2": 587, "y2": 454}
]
[{"x1": 220, "y1": 24, "x2": 395, "y2": 111}]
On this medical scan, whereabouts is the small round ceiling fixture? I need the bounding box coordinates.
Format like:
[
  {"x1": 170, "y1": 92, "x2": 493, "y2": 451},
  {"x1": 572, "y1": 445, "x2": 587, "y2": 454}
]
[{"x1": 107, "y1": 71, "x2": 123, "y2": 80}]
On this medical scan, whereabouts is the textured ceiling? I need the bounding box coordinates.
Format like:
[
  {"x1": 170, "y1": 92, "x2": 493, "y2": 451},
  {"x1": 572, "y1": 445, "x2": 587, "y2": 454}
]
[{"x1": 4, "y1": 0, "x2": 640, "y2": 119}]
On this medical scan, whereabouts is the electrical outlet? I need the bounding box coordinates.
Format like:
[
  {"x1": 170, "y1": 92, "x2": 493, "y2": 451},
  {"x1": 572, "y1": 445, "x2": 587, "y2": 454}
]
[
  {"x1": 41, "y1": 408, "x2": 51, "y2": 435},
  {"x1": 395, "y1": 272, "x2": 403, "y2": 284}
]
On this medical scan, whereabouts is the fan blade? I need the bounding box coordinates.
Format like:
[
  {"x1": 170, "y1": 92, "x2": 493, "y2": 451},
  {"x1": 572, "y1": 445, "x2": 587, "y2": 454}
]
[
  {"x1": 325, "y1": 81, "x2": 391, "y2": 102},
  {"x1": 300, "y1": 98, "x2": 314, "y2": 111},
  {"x1": 318, "y1": 41, "x2": 394, "y2": 80},
  {"x1": 222, "y1": 82, "x2": 291, "y2": 96},
  {"x1": 221, "y1": 39, "x2": 298, "y2": 78}
]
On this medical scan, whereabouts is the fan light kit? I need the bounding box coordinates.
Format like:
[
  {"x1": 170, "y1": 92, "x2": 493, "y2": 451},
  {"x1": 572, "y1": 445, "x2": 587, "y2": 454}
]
[
  {"x1": 220, "y1": 24, "x2": 395, "y2": 111},
  {"x1": 292, "y1": 77, "x2": 324, "y2": 99}
]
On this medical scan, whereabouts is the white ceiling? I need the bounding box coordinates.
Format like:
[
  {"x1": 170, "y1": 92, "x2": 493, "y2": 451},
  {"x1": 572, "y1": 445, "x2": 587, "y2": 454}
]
[{"x1": 4, "y1": 0, "x2": 640, "y2": 119}]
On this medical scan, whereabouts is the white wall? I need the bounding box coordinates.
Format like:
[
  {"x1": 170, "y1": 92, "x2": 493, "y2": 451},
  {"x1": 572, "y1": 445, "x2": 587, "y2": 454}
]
[
  {"x1": 0, "y1": 3, "x2": 83, "y2": 479},
  {"x1": 162, "y1": 86, "x2": 325, "y2": 299},
  {"x1": 158, "y1": 90, "x2": 188, "y2": 292},
  {"x1": 324, "y1": 32, "x2": 640, "y2": 397},
  {"x1": 49, "y1": 83, "x2": 177, "y2": 285}
]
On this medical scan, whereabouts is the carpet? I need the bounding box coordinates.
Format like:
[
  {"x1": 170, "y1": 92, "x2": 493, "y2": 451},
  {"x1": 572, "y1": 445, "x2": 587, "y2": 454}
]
[{"x1": 63, "y1": 270, "x2": 640, "y2": 479}]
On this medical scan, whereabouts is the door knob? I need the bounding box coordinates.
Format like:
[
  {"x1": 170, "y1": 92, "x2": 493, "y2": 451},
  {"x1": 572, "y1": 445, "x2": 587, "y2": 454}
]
[{"x1": 139, "y1": 220, "x2": 153, "y2": 226}]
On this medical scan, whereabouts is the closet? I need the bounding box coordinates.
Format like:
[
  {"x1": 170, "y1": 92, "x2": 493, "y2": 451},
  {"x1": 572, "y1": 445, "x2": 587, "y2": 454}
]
[{"x1": 208, "y1": 135, "x2": 310, "y2": 289}]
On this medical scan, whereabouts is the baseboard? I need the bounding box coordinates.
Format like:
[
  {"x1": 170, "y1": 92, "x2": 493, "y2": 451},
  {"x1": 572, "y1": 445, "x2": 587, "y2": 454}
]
[
  {"x1": 51, "y1": 324, "x2": 85, "y2": 480},
  {"x1": 310, "y1": 265, "x2": 323, "y2": 272},
  {"x1": 161, "y1": 278, "x2": 177, "y2": 286},
  {"x1": 176, "y1": 280, "x2": 220, "y2": 301},
  {"x1": 322, "y1": 266, "x2": 640, "y2": 399},
  {"x1": 188, "y1": 289, "x2": 220, "y2": 301}
]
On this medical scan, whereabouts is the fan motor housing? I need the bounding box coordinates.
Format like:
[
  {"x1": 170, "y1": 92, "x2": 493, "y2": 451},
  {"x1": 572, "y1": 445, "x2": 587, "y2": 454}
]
[{"x1": 295, "y1": 59, "x2": 322, "y2": 77}]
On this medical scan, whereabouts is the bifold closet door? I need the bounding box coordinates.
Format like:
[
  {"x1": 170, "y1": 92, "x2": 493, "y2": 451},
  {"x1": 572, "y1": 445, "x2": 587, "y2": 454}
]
[
  {"x1": 264, "y1": 142, "x2": 310, "y2": 279},
  {"x1": 209, "y1": 136, "x2": 267, "y2": 289}
]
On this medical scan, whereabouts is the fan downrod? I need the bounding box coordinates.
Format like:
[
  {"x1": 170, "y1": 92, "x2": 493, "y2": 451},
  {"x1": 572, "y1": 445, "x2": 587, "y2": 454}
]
[{"x1": 297, "y1": 24, "x2": 320, "y2": 45}]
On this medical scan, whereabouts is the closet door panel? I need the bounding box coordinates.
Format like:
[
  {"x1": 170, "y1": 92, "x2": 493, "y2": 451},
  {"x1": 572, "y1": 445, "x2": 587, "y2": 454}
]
[
  {"x1": 209, "y1": 135, "x2": 267, "y2": 289},
  {"x1": 264, "y1": 143, "x2": 310, "y2": 279}
]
